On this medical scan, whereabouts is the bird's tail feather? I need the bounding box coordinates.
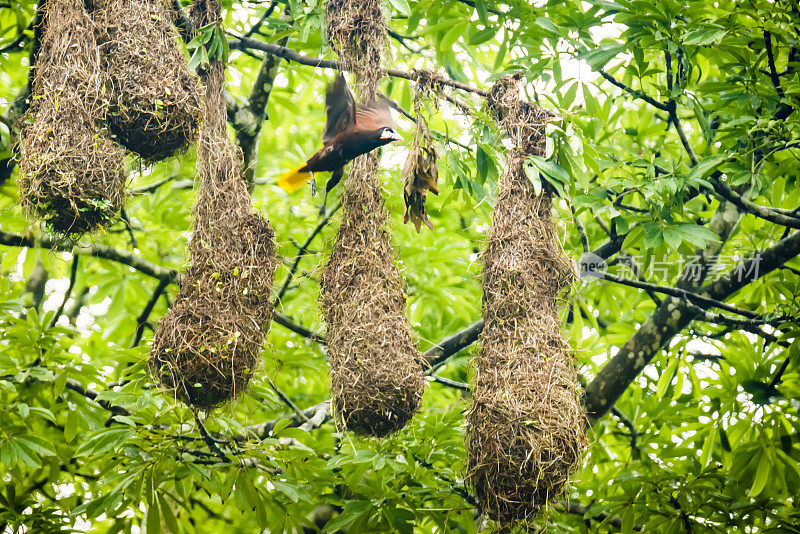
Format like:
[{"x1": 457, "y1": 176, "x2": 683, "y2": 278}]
[{"x1": 277, "y1": 164, "x2": 312, "y2": 193}]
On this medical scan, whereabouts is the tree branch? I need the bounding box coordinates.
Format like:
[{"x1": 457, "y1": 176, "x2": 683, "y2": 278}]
[
  {"x1": 596, "y1": 270, "x2": 762, "y2": 319},
  {"x1": 0, "y1": 18, "x2": 33, "y2": 54},
  {"x1": 0, "y1": 229, "x2": 327, "y2": 343},
  {"x1": 712, "y1": 180, "x2": 800, "y2": 229},
  {"x1": 238, "y1": 319, "x2": 487, "y2": 440},
  {"x1": 48, "y1": 254, "x2": 79, "y2": 328},
  {"x1": 228, "y1": 35, "x2": 489, "y2": 96},
  {"x1": 583, "y1": 201, "x2": 742, "y2": 421},
  {"x1": 234, "y1": 23, "x2": 289, "y2": 188},
  {"x1": 131, "y1": 276, "x2": 174, "y2": 348},
  {"x1": 764, "y1": 31, "x2": 785, "y2": 99},
  {"x1": 584, "y1": 228, "x2": 800, "y2": 422},
  {"x1": 0, "y1": 230, "x2": 177, "y2": 281},
  {"x1": 597, "y1": 69, "x2": 669, "y2": 111}
]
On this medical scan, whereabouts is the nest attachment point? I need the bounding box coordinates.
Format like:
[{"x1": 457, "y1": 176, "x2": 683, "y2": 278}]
[
  {"x1": 149, "y1": 61, "x2": 276, "y2": 409},
  {"x1": 17, "y1": 0, "x2": 126, "y2": 234},
  {"x1": 326, "y1": 0, "x2": 386, "y2": 95},
  {"x1": 487, "y1": 73, "x2": 559, "y2": 156},
  {"x1": 94, "y1": 0, "x2": 202, "y2": 160}
]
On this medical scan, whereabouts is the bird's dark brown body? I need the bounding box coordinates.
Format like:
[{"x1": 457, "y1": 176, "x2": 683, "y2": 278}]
[{"x1": 277, "y1": 74, "x2": 402, "y2": 209}]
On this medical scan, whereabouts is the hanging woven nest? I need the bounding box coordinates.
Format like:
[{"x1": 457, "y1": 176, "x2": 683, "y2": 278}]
[
  {"x1": 149, "y1": 31, "x2": 276, "y2": 410},
  {"x1": 321, "y1": 0, "x2": 424, "y2": 436},
  {"x1": 17, "y1": 0, "x2": 126, "y2": 234},
  {"x1": 466, "y1": 74, "x2": 587, "y2": 523},
  {"x1": 94, "y1": 0, "x2": 201, "y2": 160}
]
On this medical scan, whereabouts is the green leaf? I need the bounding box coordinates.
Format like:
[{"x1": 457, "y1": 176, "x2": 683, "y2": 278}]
[
  {"x1": 10, "y1": 441, "x2": 40, "y2": 468},
  {"x1": 145, "y1": 499, "x2": 161, "y2": 534},
  {"x1": 158, "y1": 494, "x2": 180, "y2": 534},
  {"x1": 675, "y1": 224, "x2": 719, "y2": 247},
  {"x1": 65, "y1": 409, "x2": 80, "y2": 442},
  {"x1": 656, "y1": 357, "x2": 679, "y2": 398},
  {"x1": 686, "y1": 154, "x2": 727, "y2": 184},
  {"x1": 74, "y1": 428, "x2": 134, "y2": 457},
  {"x1": 468, "y1": 26, "x2": 496, "y2": 45},
  {"x1": 580, "y1": 43, "x2": 624, "y2": 70},
  {"x1": 273, "y1": 480, "x2": 299, "y2": 503},
  {"x1": 750, "y1": 453, "x2": 771, "y2": 497},
  {"x1": 700, "y1": 426, "x2": 716, "y2": 468},
  {"x1": 475, "y1": 0, "x2": 489, "y2": 25},
  {"x1": 324, "y1": 500, "x2": 371, "y2": 532},
  {"x1": 387, "y1": 0, "x2": 411, "y2": 16},
  {"x1": 527, "y1": 155, "x2": 570, "y2": 184},
  {"x1": 15, "y1": 435, "x2": 55, "y2": 457},
  {"x1": 621, "y1": 506, "x2": 634, "y2": 534}
]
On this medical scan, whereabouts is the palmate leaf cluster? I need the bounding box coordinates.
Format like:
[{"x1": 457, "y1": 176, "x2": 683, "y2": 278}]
[{"x1": 1, "y1": 0, "x2": 800, "y2": 532}]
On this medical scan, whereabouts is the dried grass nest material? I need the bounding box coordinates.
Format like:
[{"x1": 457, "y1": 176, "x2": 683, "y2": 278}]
[
  {"x1": 487, "y1": 73, "x2": 559, "y2": 155},
  {"x1": 149, "y1": 62, "x2": 276, "y2": 409},
  {"x1": 94, "y1": 0, "x2": 201, "y2": 161},
  {"x1": 325, "y1": 0, "x2": 386, "y2": 92},
  {"x1": 321, "y1": 153, "x2": 425, "y2": 436},
  {"x1": 17, "y1": 0, "x2": 126, "y2": 234},
  {"x1": 466, "y1": 75, "x2": 586, "y2": 523},
  {"x1": 149, "y1": 212, "x2": 275, "y2": 408}
]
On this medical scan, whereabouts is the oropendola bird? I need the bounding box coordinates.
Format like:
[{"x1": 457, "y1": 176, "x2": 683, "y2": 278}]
[{"x1": 277, "y1": 73, "x2": 403, "y2": 212}]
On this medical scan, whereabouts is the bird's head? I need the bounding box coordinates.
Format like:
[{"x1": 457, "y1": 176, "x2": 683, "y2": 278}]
[{"x1": 378, "y1": 127, "x2": 403, "y2": 144}]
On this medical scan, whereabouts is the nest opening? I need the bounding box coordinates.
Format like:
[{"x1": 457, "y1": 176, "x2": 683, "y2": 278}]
[
  {"x1": 94, "y1": 0, "x2": 201, "y2": 160},
  {"x1": 466, "y1": 75, "x2": 586, "y2": 523},
  {"x1": 149, "y1": 53, "x2": 276, "y2": 409},
  {"x1": 17, "y1": 0, "x2": 126, "y2": 235}
]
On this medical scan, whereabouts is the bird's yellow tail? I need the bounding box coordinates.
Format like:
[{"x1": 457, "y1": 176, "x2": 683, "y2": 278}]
[{"x1": 277, "y1": 164, "x2": 312, "y2": 193}]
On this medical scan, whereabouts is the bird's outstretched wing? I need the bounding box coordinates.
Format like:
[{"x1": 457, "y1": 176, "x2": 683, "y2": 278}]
[
  {"x1": 323, "y1": 73, "x2": 356, "y2": 143},
  {"x1": 355, "y1": 97, "x2": 395, "y2": 131}
]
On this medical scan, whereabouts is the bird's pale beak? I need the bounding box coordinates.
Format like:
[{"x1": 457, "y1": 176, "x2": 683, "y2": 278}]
[{"x1": 381, "y1": 130, "x2": 404, "y2": 142}]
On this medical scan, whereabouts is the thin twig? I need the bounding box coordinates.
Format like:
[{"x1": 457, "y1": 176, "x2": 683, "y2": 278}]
[
  {"x1": 713, "y1": 180, "x2": 800, "y2": 229},
  {"x1": 596, "y1": 270, "x2": 763, "y2": 319},
  {"x1": 131, "y1": 275, "x2": 174, "y2": 348},
  {"x1": 48, "y1": 254, "x2": 79, "y2": 328},
  {"x1": 766, "y1": 354, "x2": 793, "y2": 395},
  {"x1": 274, "y1": 201, "x2": 342, "y2": 305},
  {"x1": 428, "y1": 373, "x2": 470, "y2": 391},
  {"x1": 128, "y1": 175, "x2": 182, "y2": 195},
  {"x1": 597, "y1": 69, "x2": 669, "y2": 111},
  {"x1": 242, "y1": 0, "x2": 278, "y2": 38},
  {"x1": 119, "y1": 208, "x2": 139, "y2": 250},
  {"x1": 194, "y1": 413, "x2": 231, "y2": 463},
  {"x1": 0, "y1": 18, "x2": 33, "y2": 54},
  {"x1": 265, "y1": 375, "x2": 309, "y2": 422}
]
